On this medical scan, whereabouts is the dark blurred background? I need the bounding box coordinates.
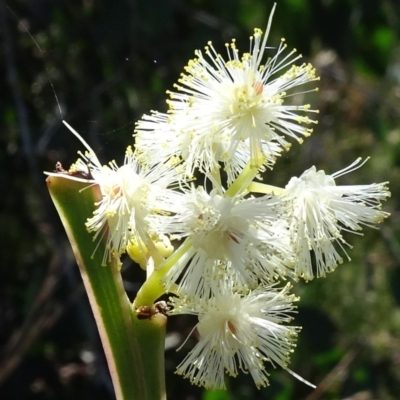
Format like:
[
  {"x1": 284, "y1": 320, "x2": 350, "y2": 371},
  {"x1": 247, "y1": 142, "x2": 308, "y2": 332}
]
[{"x1": 1, "y1": 0, "x2": 400, "y2": 399}]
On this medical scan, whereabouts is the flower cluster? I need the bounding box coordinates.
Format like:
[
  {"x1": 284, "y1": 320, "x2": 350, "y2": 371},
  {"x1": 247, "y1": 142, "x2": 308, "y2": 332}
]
[{"x1": 50, "y1": 3, "x2": 390, "y2": 391}]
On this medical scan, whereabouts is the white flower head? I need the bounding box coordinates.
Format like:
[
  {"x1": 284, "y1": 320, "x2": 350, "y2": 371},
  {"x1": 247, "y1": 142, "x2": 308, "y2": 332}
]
[
  {"x1": 84, "y1": 146, "x2": 181, "y2": 266},
  {"x1": 135, "y1": 4, "x2": 319, "y2": 183},
  {"x1": 160, "y1": 186, "x2": 293, "y2": 296},
  {"x1": 169, "y1": 281, "x2": 300, "y2": 390},
  {"x1": 48, "y1": 121, "x2": 181, "y2": 267},
  {"x1": 283, "y1": 158, "x2": 390, "y2": 280}
]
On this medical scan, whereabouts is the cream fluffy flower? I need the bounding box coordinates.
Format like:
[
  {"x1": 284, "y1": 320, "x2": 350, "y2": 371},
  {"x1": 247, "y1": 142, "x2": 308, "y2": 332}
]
[
  {"x1": 283, "y1": 159, "x2": 390, "y2": 280},
  {"x1": 66, "y1": 143, "x2": 180, "y2": 266},
  {"x1": 135, "y1": 5, "x2": 318, "y2": 183},
  {"x1": 158, "y1": 186, "x2": 292, "y2": 296},
  {"x1": 169, "y1": 281, "x2": 299, "y2": 389}
]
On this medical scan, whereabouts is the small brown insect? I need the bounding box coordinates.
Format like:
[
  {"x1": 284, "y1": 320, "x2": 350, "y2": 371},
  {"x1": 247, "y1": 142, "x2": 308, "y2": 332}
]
[{"x1": 136, "y1": 305, "x2": 154, "y2": 320}]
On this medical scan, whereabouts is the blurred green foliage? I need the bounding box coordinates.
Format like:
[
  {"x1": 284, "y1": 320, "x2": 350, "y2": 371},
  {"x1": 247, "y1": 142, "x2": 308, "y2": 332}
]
[{"x1": 1, "y1": 0, "x2": 400, "y2": 399}]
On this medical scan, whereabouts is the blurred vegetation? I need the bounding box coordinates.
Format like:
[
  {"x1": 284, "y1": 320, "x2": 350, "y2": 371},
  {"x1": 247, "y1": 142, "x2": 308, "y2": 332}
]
[{"x1": 1, "y1": 0, "x2": 400, "y2": 399}]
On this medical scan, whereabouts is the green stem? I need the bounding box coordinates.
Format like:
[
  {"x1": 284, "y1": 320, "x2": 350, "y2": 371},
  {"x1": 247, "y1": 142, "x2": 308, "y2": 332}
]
[
  {"x1": 225, "y1": 160, "x2": 261, "y2": 198},
  {"x1": 134, "y1": 239, "x2": 192, "y2": 307},
  {"x1": 47, "y1": 175, "x2": 166, "y2": 400},
  {"x1": 247, "y1": 181, "x2": 286, "y2": 195},
  {"x1": 131, "y1": 311, "x2": 167, "y2": 400}
]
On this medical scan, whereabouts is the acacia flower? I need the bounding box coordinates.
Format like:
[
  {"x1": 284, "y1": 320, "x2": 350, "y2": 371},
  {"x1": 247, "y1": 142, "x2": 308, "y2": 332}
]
[
  {"x1": 49, "y1": 121, "x2": 181, "y2": 268},
  {"x1": 168, "y1": 281, "x2": 300, "y2": 389},
  {"x1": 157, "y1": 186, "x2": 292, "y2": 296},
  {"x1": 135, "y1": 4, "x2": 319, "y2": 183},
  {"x1": 83, "y1": 146, "x2": 182, "y2": 267},
  {"x1": 282, "y1": 159, "x2": 390, "y2": 280}
]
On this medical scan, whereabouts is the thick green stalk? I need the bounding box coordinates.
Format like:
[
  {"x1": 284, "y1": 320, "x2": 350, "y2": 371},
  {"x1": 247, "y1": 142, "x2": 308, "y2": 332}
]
[
  {"x1": 47, "y1": 175, "x2": 166, "y2": 400},
  {"x1": 131, "y1": 311, "x2": 167, "y2": 400}
]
